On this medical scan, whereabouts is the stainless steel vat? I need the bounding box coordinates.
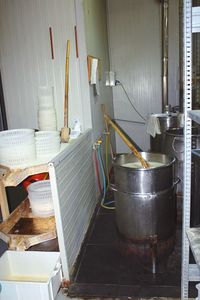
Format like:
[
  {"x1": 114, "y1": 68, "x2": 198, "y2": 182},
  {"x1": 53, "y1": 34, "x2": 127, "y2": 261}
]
[
  {"x1": 112, "y1": 152, "x2": 177, "y2": 272},
  {"x1": 113, "y1": 152, "x2": 175, "y2": 194},
  {"x1": 113, "y1": 152, "x2": 176, "y2": 240},
  {"x1": 192, "y1": 150, "x2": 200, "y2": 226},
  {"x1": 163, "y1": 127, "x2": 200, "y2": 194},
  {"x1": 150, "y1": 113, "x2": 181, "y2": 152},
  {"x1": 115, "y1": 186, "x2": 176, "y2": 241}
]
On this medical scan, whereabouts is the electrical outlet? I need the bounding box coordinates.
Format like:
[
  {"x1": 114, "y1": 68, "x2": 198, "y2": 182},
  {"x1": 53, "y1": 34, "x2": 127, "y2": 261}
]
[{"x1": 105, "y1": 71, "x2": 116, "y2": 86}]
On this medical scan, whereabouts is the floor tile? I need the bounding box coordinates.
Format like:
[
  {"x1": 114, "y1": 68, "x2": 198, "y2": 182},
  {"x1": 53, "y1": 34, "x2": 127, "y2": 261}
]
[
  {"x1": 76, "y1": 244, "x2": 120, "y2": 284},
  {"x1": 70, "y1": 206, "x2": 183, "y2": 298},
  {"x1": 88, "y1": 213, "x2": 118, "y2": 245}
]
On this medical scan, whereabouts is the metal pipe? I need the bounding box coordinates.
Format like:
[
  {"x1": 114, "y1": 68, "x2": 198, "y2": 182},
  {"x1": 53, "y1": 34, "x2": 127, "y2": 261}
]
[{"x1": 161, "y1": 0, "x2": 169, "y2": 112}]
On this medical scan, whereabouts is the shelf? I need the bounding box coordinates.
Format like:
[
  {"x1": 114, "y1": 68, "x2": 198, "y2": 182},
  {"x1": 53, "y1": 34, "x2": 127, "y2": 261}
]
[
  {"x1": 187, "y1": 228, "x2": 200, "y2": 267},
  {"x1": 0, "y1": 198, "x2": 56, "y2": 250},
  {"x1": 192, "y1": 149, "x2": 200, "y2": 163},
  {"x1": 0, "y1": 142, "x2": 70, "y2": 187},
  {"x1": 188, "y1": 110, "x2": 200, "y2": 124},
  {"x1": 0, "y1": 140, "x2": 76, "y2": 221},
  {"x1": 192, "y1": 7, "x2": 200, "y2": 33},
  {"x1": 1, "y1": 163, "x2": 49, "y2": 187}
]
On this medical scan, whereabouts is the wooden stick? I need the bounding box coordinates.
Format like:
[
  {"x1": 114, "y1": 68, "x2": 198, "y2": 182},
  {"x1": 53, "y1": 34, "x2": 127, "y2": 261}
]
[
  {"x1": 61, "y1": 40, "x2": 70, "y2": 143},
  {"x1": 64, "y1": 40, "x2": 70, "y2": 127},
  {"x1": 101, "y1": 105, "x2": 150, "y2": 168}
]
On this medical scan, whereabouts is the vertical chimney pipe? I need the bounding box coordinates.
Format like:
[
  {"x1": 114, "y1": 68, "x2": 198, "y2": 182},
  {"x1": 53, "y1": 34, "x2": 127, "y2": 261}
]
[{"x1": 162, "y1": 0, "x2": 169, "y2": 112}]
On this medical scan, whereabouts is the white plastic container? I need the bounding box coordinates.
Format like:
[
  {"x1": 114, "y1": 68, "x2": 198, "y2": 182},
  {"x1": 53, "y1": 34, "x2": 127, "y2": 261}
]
[
  {"x1": 38, "y1": 96, "x2": 54, "y2": 108},
  {"x1": 35, "y1": 131, "x2": 60, "y2": 138},
  {"x1": 27, "y1": 180, "x2": 54, "y2": 217},
  {"x1": 0, "y1": 142, "x2": 36, "y2": 167},
  {"x1": 38, "y1": 86, "x2": 54, "y2": 109},
  {"x1": 38, "y1": 106, "x2": 57, "y2": 131},
  {"x1": 0, "y1": 129, "x2": 36, "y2": 167},
  {"x1": 0, "y1": 251, "x2": 62, "y2": 300},
  {"x1": 35, "y1": 131, "x2": 61, "y2": 158},
  {"x1": 0, "y1": 129, "x2": 35, "y2": 149}
]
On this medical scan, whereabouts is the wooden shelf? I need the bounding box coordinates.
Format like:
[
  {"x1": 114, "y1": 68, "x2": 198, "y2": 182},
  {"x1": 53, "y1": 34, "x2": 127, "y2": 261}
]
[
  {"x1": 0, "y1": 198, "x2": 56, "y2": 251},
  {"x1": 0, "y1": 163, "x2": 49, "y2": 221},
  {"x1": 0, "y1": 142, "x2": 72, "y2": 187},
  {"x1": 0, "y1": 163, "x2": 49, "y2": 187},
  {"x1": 0, "y1": 142, "x2": 71, "y2": 220}
]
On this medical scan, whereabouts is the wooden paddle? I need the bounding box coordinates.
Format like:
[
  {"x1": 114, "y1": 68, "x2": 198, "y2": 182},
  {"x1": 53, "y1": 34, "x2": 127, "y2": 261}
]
[
  {"x1": 61, "y1": 40, "x2": 70, "y2": 143},
  {"x1": 101, "y1": 105, "x2": 150, "y2": 168}
]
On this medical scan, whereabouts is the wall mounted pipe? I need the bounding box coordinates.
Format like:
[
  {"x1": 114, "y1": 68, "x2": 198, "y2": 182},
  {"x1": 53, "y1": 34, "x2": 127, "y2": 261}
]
[{"x1": 161, "y1": 0, "x2": 169, "y2": 112}]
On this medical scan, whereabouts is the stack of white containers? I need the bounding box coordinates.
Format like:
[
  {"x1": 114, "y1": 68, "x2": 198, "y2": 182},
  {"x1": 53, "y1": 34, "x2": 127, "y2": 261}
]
[
  {"x1": 27, "y1": 180, "x2": 54, "y2": 217},
  {"x1": 35, "y1": 131, "x2": 61, "y2": 159},
  {"x1": 0, "y1": 129, "x2": 36, "y2": 168},
  {"x1": 38, "y1": 86, "x2": 57, "y2": 131}
]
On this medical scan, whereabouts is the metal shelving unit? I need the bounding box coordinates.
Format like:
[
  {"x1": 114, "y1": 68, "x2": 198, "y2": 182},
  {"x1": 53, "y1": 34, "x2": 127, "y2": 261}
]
[{"x1": 182, "y1": 1, "x2": 200, "y2": 299}]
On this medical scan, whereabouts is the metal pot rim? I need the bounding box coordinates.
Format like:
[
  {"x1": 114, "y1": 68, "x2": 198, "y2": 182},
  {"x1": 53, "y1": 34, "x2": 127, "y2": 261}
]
[{"x1": 112, "y1": 152, "x2": 175, "y2": 170}]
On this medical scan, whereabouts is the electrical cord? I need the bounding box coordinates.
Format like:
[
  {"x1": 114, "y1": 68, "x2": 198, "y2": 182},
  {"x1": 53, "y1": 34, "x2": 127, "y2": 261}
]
[
  {"x1": 114, "y1": 118, "x2": 145, "y2": 125},
  {"x1": 115, "y1": 80, "x2": 146, "y2": 122}
]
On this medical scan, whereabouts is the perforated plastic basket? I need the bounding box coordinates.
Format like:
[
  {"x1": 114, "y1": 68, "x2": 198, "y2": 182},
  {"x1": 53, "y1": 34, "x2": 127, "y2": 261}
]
[
  {"x1": 0, "y1": 129, "x2": 35, "y2": 147},
  {"x1": 27, "y1": 180, "x2": 54, "y2": 217}
]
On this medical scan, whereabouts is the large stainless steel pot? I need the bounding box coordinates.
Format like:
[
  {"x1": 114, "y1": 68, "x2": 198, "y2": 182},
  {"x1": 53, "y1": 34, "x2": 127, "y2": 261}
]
[
  {"x1": 150, "y1": 113, "x2": 181, "y2": 152},
  {"x1": 163, "y1": 127, "x2": 200, "y2": 194},
  {"x1": 113, "y1": 152, "x2": 175, "y2": 194},
  {"x1": 112, "y1": 152, "x2": 177, "y2": 271},
  {"x1": 114, "y1": 185, "x2": 176, "y2": 241}
]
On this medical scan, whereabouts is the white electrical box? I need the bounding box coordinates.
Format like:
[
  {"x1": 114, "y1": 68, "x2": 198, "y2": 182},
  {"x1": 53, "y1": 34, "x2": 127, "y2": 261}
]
[{"x1": 0, "y1": 251, "x2": 62, "y2": 300}]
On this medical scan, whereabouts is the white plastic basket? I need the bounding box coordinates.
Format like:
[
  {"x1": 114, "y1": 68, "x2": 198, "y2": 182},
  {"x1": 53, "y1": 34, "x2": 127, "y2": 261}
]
[
  {"x1": 36, "y1": 138, "x2": 60, "y2": 147},
  {"x1": 35, "y1": 131, "x2": 60, "y2": 138},
  {"x1": 0, "y1": 143, "x2": 36, "y2": 168},
  {"x1": 35, "y1": 132, "x2": 60, "y2": 158},
  {"x1": 27, "y1": 180, "x2": 54, "y2": 217},
  {"x1": 0, "y1": 129, "x2": 35, "y2": 147}
]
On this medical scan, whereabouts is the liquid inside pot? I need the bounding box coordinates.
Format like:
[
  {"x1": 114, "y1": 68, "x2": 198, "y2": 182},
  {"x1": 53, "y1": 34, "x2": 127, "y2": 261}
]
[{"x1": 122, "y1": 161, "x2": 165, "y2": 169}]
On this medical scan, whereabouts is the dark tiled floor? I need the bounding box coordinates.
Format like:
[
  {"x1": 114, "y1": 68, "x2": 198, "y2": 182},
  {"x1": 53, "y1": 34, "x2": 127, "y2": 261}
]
[{"x1": 69, "y1": 199, "x2": 194, "y2": 299}]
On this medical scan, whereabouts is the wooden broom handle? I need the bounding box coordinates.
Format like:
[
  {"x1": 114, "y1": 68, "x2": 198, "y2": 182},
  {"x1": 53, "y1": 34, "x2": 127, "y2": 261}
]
[
  {"x1": 102, "y1": 106, "x2": 149, "y2": 168},
  {"x1": 64, "y1": 40, "x2": 70, "y2": 127}
]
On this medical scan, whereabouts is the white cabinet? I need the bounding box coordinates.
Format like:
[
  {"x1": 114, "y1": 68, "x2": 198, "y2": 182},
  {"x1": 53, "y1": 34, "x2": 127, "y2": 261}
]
[{"x1": 0, "y1": 0, "x2": 91, "y2": 131}]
